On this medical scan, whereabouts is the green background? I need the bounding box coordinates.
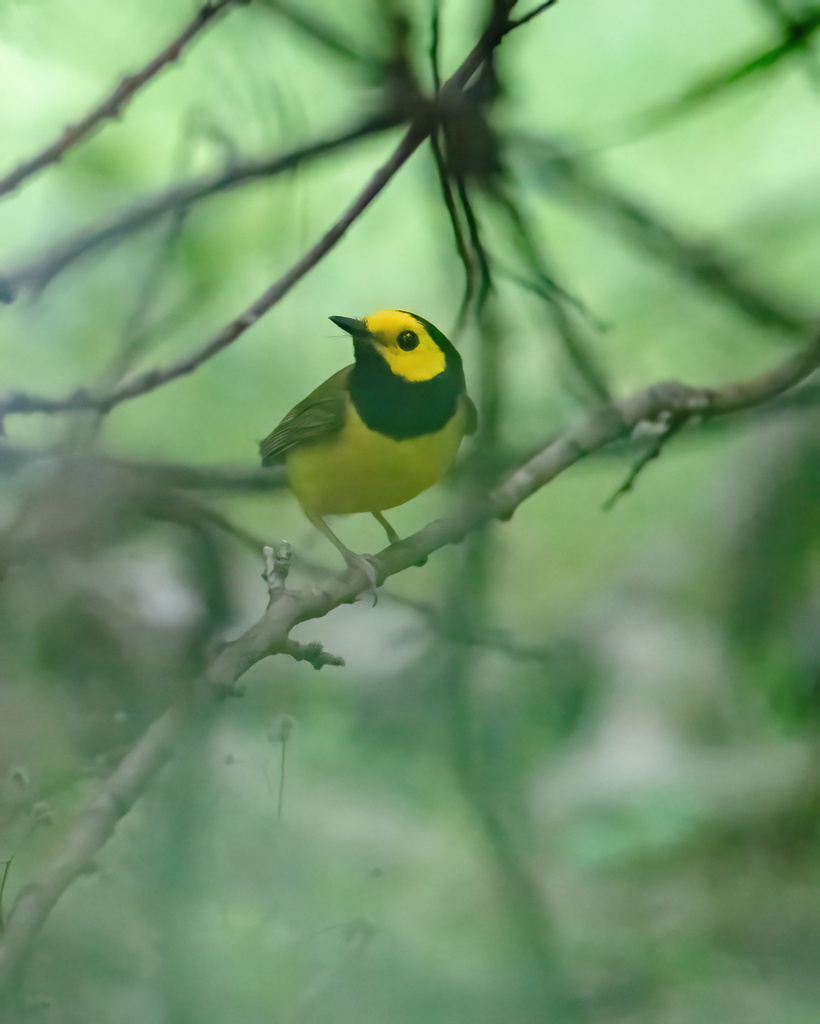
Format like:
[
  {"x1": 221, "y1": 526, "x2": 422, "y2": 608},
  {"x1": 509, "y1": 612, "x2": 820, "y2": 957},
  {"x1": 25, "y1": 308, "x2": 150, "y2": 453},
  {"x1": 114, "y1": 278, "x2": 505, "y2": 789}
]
[{"x1": 1, "y1": 1, "x2": 820, "y2": 1021}]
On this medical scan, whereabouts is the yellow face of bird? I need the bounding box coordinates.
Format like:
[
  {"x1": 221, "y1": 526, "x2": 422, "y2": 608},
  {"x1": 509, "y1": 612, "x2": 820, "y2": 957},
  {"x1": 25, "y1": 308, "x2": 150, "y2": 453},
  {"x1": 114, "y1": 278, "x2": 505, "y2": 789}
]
[{"x1": 361, "y1": 309, "x2": 446, "y2": 383}]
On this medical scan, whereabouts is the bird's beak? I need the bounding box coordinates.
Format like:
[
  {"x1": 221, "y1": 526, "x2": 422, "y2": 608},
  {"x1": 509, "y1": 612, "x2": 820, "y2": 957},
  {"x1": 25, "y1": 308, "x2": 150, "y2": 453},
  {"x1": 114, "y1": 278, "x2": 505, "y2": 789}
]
[{"x1": 329, "y1": 315, "x2": 370, "y2": 339}]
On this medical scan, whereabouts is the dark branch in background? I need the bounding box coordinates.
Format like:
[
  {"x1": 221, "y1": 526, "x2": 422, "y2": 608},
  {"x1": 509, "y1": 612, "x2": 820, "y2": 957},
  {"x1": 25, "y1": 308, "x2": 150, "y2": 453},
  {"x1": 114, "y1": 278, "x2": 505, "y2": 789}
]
[
  {"x1": 427, "y1": 5, "x2": 477, "y2": 327},
  {"x1": 489, "y1": 184, "x2": 612, "y2": 403},
  {"x1": 0, "y1": 124, "x2": 426, "y2": 424},
  {"x1": 513, "y1": 133, "x2": 810, "y2": 335},
  {"x1": 438, "y1": 527, "x2": 584, "y2": 1020},
  {"x1": 429, "y1": 130, "x2": 476, "y2": 327},
  {"x1": 0, "y1": 0, "x2": 243, "y2": 202},
  {"x1": 261, "y1": 0, "x2": 376, "y2": 68},
  {"x1": 1, "y1": 325, "x2": 816, "y2": 994},
  {"x1": 0, "y1": 705, "x2": 185, "y2": 993},
  {"x1": 0, "y1": 442, "x2": 287, "y2": 491},
  {"x1": 0, "y1": 114, "x2": 398, "y2": 301},
  {"x1": 455, "y1": 177, "x2": 494, "y2": 313},
  {"x1": 508, "y1": 0, "x2": 559, "y2": 31},
  {"x1": 610, "y1": 10, "x2": 820, "y2": 141}
]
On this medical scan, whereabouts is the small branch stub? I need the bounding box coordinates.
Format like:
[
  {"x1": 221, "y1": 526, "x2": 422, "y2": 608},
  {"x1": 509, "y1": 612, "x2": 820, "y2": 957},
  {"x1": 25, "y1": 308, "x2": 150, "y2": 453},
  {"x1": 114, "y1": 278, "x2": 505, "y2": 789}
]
[{"x1": 264, "y1": 541, "x2": 292, "y2": 596}]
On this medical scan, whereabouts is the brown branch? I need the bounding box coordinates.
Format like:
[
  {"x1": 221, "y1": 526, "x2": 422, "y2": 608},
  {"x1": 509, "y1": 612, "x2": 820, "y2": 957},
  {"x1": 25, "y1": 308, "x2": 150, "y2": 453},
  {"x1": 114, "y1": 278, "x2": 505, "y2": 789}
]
[
  {"x1": 0, "y1": 0, "x2": 243, "y2": 202},
  {"x1": 0, "y1": 114, "x2": 398, "y2": 302},
  {"x1": 261, "y1": 0, "x2": 376, "y2": 67},
  {"x1": 0, "y1": 124, "x2": 427, "y2": 423},
  {"x1": 0, "y1": 325, "x2": 816, "y2": 994},
  {"x1": 512, "y1": 133, "x2": 810, "y2": 336},
  {"x1": 507, "y1": 0, "x2": 559, "y2": 31},
  {"x1": 0, "y1": 704, "x2": 184, "y2": 992},
  {"x1": 633, "y1": 11, "x2": 820, "y2": 133}
]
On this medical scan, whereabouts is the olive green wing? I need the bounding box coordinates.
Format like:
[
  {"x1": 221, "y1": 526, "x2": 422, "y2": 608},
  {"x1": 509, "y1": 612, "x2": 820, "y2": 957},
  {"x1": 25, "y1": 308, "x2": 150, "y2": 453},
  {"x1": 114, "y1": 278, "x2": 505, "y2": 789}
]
[
  {"x1": 463, "y1": 393, "x2": 478, "y2": 436},
  {"x1": 260, "y1": 365, "x2": 351, "y2": 466}
]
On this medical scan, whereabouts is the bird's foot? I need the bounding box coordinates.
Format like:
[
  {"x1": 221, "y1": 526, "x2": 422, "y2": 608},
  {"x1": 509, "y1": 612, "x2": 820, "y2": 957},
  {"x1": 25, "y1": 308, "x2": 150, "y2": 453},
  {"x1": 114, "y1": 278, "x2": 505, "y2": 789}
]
[{"x1": 344, "y1": 552, "x2": 381, "y2": 605}]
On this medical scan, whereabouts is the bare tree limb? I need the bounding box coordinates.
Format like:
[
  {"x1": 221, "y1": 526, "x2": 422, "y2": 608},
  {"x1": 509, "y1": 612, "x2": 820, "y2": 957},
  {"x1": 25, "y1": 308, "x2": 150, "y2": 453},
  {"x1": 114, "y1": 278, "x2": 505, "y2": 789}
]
[
  {"x1": 633, "y1": 10, "x2": 820, "y2": 133},
  {"x1": 507, "y1": 0, "x2": 559, "y2": 31},
  {"x1": 0, "y1": 326, "x2": 817, "y2": 994},
  {"x1": 0, "y1": 124, "x2": 427, "y2": 423},
  {"x1": 513, "y1": 133, "x2": 810, "y2": 335},
  {"x1": 0, "y1": 114, "x2": 398, "y2": 302},
  {"x1": 0, "y1": 0, "x2": 244, "y2": 202},
  {"x1": 0, "y1": 704, "x2": 185, "y2": 992},
  {"x1": 261, "y1": 0, "x2": 376, "y2": 67}
]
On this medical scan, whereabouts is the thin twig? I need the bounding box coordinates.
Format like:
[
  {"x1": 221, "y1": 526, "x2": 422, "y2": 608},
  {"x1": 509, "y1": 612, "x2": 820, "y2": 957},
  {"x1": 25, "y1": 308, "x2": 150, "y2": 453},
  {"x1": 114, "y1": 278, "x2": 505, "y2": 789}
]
[
  {"x1": 429, "y1": 131, "x2": 475, "y2": 326},
  {"x1": 438, "y1": 527, "x2": 584, "y2": 1020},
  {"x1": 614, "y1": 12, "x2": 820, "y2": 142},
  {"x1": 602, "y1": 414, "x2": 687, "y2": 510},
  {"x1": 512, "y1": 132, "x2": 810, "y2": 335},
  {"x1": 456, "y1": 176, "x2": 493, "y2": 311},
  {"x1": 0, "y1": 124, "x2": 427, "y2": 422},
  {"x1": 0, "y1": 0, "x2": 243, "y2": 202},
  {"x1": 490, "y1": 183, "x2": 611, "y2": 402},
  {"x1": 0, "y1": 114, "x2": 398, "y2": 301},
  {"x1": 0, "y1": 704, "x2": 185, "y2": 992},
  {"x1": 261, "y1": 0, "x2": 376, "y2": 67},
  {"x1": 507, "y1": 0, "x2": 559, "y2": 32}
]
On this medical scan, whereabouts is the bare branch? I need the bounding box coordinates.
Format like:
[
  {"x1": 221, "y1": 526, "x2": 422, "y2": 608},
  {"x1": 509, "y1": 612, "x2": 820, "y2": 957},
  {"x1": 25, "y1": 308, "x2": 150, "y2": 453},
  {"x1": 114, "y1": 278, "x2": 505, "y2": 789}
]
[
  {"x1": 0, "y1": 705, "x2": 184, "y2": 991},
  {"x1": 0, "y1": 124, "x2": 427, "y2": 422},
  {"x1": 602, "y1": 414, "x2": 687, "y2": 510},
  {"x1": 513, "y1": 133, "x2": 810, "y2": 335},
  {"x1": 0, "y1": 441, "x2": 287, "y2": 492},
  {"x1": 0, "y1": 0, "x2": 541, "y2": 422},
  {"x1": 0, "y1": 326, "x2": 816, "y2": 992},
  {"x1": 261, "y1": 0, "x2": 376, "y2": 67},
  {"x1": 507, "y1": 0, "x2": 559, "y2": 32},
  {"x1": 0, "y1": 0, "x2": 244, "y2": 202},
  {"x1": 489, "y1": 184, "x2": 612, "y2": 402},
  {"x1": 429, "y1": 130, "x2": 476, "y2": 325},
  {"x1": 633, "y1": 11, "x2": 820, "y2": 133},
  {"x1": 0, "y1": 114, "x2": 398, "y2": 301}
]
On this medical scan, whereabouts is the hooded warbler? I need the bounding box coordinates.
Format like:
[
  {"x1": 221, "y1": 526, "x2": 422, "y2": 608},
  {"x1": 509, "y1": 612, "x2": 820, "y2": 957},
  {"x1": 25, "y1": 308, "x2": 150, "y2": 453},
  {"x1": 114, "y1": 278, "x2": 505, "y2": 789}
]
[{"x1": 260, "y1": 309, "x2": 477, "y2": 592}]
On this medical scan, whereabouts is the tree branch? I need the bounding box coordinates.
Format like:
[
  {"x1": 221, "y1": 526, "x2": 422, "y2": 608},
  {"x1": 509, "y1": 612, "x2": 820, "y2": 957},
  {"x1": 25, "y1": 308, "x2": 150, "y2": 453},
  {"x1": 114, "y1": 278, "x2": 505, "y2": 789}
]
[
  {"x1": 512, "y1": 133, "x2": 810, "y2": 336},
  {"x1": 0, "y1": 705, "x2": 184, "y2": 992},
  {"x1": 0, "y1": 114, "x2": 398, "y2": 302},
  {"x1": 0, "y1": 325, "x2": 817, "y2": 995},
  {"x1": 0, "y1": 124, "x2": 427, "y2": 422},
  {"x1": 0, "y1": 0, "x2": 244, "y2": 202}
]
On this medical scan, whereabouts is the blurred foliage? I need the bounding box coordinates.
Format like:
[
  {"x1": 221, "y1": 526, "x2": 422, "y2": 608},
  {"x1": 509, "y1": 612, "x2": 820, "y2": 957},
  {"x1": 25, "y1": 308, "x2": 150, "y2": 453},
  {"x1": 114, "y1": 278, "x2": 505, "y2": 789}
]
[{"x1": 2, "y1": 0, "x2": 820, "y2": 1021}]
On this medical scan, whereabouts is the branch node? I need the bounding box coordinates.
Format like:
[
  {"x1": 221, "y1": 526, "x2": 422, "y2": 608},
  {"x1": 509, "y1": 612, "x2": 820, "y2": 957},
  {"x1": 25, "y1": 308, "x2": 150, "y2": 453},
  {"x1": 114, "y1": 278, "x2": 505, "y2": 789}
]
[
  {"x1": 264, "y1": 541, "x2": 291, "y2": 596},
  {"x1": 282, "y1": 639, "x2": 345, "y2": 670}
]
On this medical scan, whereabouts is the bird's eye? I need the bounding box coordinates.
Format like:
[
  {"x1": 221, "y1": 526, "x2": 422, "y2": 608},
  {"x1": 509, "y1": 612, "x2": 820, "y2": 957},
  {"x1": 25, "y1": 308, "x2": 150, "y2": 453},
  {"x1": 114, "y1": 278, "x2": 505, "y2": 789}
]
[{"x1": 397, "y1": 330, "x2": 419, "y2": 351}]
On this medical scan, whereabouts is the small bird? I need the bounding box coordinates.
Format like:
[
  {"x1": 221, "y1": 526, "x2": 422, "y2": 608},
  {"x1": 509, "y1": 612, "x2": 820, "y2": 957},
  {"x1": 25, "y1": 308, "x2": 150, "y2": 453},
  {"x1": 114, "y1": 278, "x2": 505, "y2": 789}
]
[{"x1": 260, "y1": 309, "x2": 477, "y2": 593}]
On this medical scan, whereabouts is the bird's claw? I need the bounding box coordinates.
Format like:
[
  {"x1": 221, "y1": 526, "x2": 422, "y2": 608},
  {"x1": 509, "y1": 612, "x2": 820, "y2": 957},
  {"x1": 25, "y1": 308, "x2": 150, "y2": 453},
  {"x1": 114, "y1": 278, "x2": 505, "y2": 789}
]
[{"x1": 345, "y1": 552, "x2": 380, "y2": 605}]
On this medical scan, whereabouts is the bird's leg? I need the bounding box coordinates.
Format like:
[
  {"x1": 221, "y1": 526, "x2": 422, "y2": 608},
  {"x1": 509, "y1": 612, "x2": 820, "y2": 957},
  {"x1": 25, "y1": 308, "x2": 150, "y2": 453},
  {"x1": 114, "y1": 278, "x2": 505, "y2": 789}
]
[
  {"x1": 372, "y1": 511, "x2": 400, "y2": 545},
  {"x1": 371, "y1": 511, "x2": 427, "y2": 567},
  {"x1": 308, "y1": 513, "x2": 379, "y2": 602}
]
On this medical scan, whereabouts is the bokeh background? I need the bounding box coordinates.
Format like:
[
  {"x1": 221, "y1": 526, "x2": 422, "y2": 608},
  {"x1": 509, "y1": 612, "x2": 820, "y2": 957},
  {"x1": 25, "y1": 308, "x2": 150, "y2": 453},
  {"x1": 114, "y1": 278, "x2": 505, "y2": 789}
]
[{"x1": 2, "y1": 0, "x2": 820, "y2": 1021}]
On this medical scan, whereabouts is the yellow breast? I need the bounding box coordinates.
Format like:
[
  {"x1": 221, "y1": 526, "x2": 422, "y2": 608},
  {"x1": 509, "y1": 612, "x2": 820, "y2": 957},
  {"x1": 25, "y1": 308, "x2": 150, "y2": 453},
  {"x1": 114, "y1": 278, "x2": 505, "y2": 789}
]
[{"x1": 286, "y1": 396, "x2": 469, "y2": 516}]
